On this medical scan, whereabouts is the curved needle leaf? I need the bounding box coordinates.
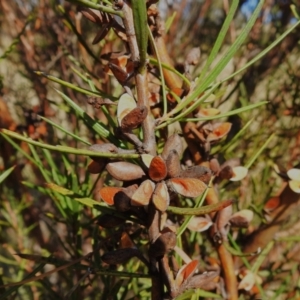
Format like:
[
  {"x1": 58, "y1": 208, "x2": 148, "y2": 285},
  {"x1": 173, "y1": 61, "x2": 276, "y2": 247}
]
[
  {"x1": 0, "y1": 129, "x2": 139, "y2": 159},
  {"x1": 0, "y1": 165, "x2": 16, "y2": 184},
  {"x1": 39, "y1": 116, "x2": 91, "y2": 145},
  {"x1": 168, "y1": 200, "x2": 234, "y2": 216},
  {"x1": 34, "y1": 71, "x2": 115, "y2": 99}
]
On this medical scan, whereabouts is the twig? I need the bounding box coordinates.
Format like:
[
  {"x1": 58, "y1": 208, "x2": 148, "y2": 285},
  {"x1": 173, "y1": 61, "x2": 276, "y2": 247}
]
[{"x1": 122, "y1": 0, "x2": 156, "y2": 156}]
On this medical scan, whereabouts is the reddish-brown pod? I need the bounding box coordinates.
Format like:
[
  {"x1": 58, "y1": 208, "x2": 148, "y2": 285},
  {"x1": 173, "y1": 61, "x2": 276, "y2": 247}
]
[
  {"x1": 121, "y1": 105, "x2": 148, "y2": 131},
  {"x1": 117, "y1": 93, "x2": 137, "y2": 125},
  {"x1": 109, "y1": 61, "x2": 130, "y2": 83},
  {"x1": 263, "y1": 196, "x2": 280, "y2": 214},
  {"x1": 175, "y1": 260, "x2": 199, "y2": 287},
  {"x1": 99, "y1": 186, "x2": 124, "y2": 205},
  {"x1": 120, "y1": 231, "x2": 135, "y2": 249},
  {"x1": 148, "y1": 156, "x2": 168, "y2": 182}
]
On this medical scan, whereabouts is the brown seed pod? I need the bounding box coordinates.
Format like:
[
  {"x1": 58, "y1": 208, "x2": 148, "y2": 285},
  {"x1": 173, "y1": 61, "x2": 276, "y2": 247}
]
[
  {"x1": 179, "y1": 166, "x2": 212, "y2": 184},
  {"x1": 148, "y1": 156, "x2": 168, "y2": 182},
  {"x1": 106, "y1": 162, "x2": 145, "y2": 181},
  {"x1": 161, "y1": 133, "x2": 183, "y2": 160},
  {"x1": 131, "y1": 179, "x2": 155, "y2": 206},
  {"x1": 168, "y1": 178, "x2": 207, "y2": 198},
  {"x1": 121, "y1": 105, "x2": 148, "y2": 131},
  {"x1": 166, "y1": 150, "x2": 181, "y2": 178},
  {"x1": 152, "y1": 181, "x2": 170, "y2": 212},
  {"x1": 175, "y1": 260, "x2": 199, "y2": 287},
  {"x1": 99, "y1": 187, "x2": 124, "y2": 205}
]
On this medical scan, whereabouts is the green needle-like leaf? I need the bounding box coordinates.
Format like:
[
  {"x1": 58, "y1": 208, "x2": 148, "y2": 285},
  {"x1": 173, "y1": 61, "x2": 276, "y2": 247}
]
[
  {"x1": 0, "y1": 165, "x2": 16, "y2": 184},
  {"x1": 0, "y1": 129, "x2": 139, "y2": 159}
]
